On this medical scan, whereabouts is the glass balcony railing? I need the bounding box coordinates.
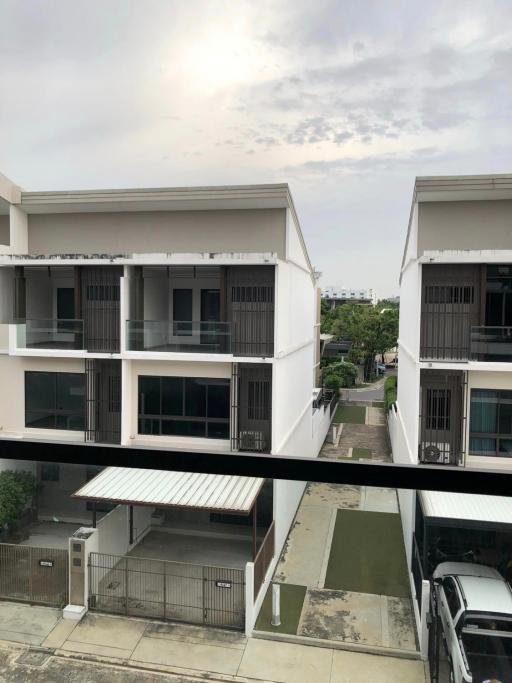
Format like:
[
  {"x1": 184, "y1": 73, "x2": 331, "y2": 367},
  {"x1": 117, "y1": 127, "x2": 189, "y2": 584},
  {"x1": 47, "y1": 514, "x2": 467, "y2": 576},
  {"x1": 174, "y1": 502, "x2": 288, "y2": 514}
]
[
  {"x1": 470, "y1": 326, "x2": 512, "y2": 361},
  {"x1": 17, "y1": 319, "x2": 84, "y2": 350},
  {"x1": 126, "y1": 320, "x2": 232, "y2": 353}
]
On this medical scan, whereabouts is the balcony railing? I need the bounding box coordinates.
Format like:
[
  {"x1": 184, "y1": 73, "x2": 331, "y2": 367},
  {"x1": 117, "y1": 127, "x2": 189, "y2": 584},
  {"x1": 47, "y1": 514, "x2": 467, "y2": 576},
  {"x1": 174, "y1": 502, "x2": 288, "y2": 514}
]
[
  {"x1": 126, "y1": 320, "x2": 232, "y2": 354},
  {"x1": 17, "y1": 319, "x2": 84, "y2": 350},
  {"x1": 470, "y1": 326, "x2": 512, "y2": 361}
]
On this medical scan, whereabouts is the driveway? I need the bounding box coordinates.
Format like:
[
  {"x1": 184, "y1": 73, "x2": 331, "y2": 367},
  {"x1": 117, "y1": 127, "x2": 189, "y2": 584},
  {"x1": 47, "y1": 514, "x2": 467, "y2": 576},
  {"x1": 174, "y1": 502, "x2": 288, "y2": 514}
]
[{"x1": 258, "y1": 482, "x2": 416, "y2": 653}]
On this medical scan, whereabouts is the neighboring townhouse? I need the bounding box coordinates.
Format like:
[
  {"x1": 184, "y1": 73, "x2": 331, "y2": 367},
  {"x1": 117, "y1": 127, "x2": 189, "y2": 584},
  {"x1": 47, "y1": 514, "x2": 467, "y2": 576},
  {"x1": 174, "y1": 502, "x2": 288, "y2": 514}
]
[
  {"x1": 0, "y1": 172, "x2": 334, "y2": 631},
  {"x1": 390, "y1": 174, "x2": 512, "y2": 637},
  {"x1": 321, "y1": 285, "x2": 376, "y2": 309}
]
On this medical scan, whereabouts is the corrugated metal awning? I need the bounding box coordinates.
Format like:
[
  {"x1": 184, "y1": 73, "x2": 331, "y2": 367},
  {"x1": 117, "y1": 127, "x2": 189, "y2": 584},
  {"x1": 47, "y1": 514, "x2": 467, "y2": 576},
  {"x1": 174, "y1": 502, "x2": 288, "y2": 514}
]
[
  {"x1": 73, "y1": 467, "x2": 264, "y2": 515},
  {"x1": 420, "y1": 490, "x2": 512, "y2": 526}
]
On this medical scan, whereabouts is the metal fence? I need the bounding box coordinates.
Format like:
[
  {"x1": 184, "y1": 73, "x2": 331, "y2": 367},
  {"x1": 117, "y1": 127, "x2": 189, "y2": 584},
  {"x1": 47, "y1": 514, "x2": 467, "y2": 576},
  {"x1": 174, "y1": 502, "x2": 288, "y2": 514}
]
[
  {"x1": 411, "y1": 533, "x2": 424, "y2": 614},
  {"x1": 253, "y1": 521, "x2": 275, "y2": 598},
  {"x1": 0, "y1": 544, "x2": 69, "y2": 607},
  {"x1": 88, "y1": 552, "x2": 246, "y2": 629}
]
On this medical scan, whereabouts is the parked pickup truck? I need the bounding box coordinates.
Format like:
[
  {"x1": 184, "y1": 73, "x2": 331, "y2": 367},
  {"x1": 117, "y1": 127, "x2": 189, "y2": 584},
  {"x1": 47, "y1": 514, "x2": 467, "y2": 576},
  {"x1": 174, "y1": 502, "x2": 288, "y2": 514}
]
[{"x1": 433, "y1": 562, "x2": 512, "y2": 683}]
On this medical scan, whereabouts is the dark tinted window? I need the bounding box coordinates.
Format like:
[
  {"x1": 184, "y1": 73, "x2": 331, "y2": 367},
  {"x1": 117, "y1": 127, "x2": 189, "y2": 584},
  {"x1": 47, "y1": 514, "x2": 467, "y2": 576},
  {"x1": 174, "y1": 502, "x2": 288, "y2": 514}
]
[
  {"x1": 443, "y1": 577, "x2": 461, "y2": 619},
  {"x1": 138, "y1": 376, "x2": 229, "y2": 439},
  {"x1": 25, "y1": 372, "x2": 85, "y2": 431}
]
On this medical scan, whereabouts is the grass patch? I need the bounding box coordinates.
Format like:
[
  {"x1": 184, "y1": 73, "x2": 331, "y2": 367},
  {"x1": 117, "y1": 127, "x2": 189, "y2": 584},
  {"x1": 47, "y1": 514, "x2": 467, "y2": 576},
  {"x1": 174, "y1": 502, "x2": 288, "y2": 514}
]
[
  {"x1": 352, "y1": 447, "x2": 372, "y2": 459},
  {"x1": 255, "y1": 583, "x2": 307, "y2": 635},
  {"x1": 325, "y1": 509, "x2": 410, "y2": 597},
  {"x1": 334, "y1": 404, "x2": 366, "y2": 424}
]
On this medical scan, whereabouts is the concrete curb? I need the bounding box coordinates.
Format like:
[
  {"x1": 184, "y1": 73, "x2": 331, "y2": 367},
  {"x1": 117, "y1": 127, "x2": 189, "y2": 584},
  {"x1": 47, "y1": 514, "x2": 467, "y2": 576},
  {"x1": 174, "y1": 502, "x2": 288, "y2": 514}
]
[{"x1": 252, "y1": 629, "x2": 422, "y2": 661}]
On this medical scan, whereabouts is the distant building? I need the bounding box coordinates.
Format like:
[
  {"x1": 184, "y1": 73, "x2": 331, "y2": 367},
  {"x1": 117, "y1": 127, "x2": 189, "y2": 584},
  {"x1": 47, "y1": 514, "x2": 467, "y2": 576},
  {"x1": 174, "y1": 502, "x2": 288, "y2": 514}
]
[{"x1": 321, "y1": 286, "x2": 376, "y2": 309}]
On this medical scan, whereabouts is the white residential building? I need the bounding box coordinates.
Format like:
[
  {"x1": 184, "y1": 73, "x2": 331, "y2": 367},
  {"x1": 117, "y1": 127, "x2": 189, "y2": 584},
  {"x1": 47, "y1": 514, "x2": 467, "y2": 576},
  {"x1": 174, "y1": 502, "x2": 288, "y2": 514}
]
[
  {"x1": 389, "y1": 174, "x2": 512, "y2": 635},
  {"x1": 321, "y1": 285, "x2": 376, "y2": 308},
  {"x1": 0, "y1": 172, "x2": 334, "y2": 630}
]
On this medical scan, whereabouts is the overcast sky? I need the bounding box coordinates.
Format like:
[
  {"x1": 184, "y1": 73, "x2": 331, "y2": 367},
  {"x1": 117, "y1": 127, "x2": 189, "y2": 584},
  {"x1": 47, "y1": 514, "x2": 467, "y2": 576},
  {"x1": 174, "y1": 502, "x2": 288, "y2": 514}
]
[{"x1": 1, "y1": 1, "x2": 511, "y2": 296}]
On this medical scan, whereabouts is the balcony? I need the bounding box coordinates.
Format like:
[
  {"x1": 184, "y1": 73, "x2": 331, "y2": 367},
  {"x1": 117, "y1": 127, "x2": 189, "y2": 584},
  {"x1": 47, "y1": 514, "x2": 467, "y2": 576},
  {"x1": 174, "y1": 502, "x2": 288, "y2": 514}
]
[
  {"x1": 470, "y1": 326, "x2": 512, "y2": 361},
  {"x1": 17, "y1": 319, "x2": 84, "y2": 350},
  {"x1": 126, "y1": 320, "x2": 232, "y2": 354}
]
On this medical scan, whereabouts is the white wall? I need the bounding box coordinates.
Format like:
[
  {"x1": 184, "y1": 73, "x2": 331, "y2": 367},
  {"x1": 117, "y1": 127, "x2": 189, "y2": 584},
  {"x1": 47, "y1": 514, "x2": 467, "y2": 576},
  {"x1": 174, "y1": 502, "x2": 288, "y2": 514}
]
[
  {"x1": 97, "y1": 504, "x2": 155, "y2": 556},
  {"x1": 275, "y1": 260, "x2": 314, "y2": 355}
]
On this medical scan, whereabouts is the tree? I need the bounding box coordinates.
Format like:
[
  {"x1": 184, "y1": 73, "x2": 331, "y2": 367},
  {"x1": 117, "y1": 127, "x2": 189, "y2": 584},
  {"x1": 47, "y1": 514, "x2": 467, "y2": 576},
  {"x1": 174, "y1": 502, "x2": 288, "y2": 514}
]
[
  {"x1": 330, "y1": 304, "x2": 398, "y2": 379},
  {"x1": 0, "y1": 471, "x2": 37, "y2": 528}
]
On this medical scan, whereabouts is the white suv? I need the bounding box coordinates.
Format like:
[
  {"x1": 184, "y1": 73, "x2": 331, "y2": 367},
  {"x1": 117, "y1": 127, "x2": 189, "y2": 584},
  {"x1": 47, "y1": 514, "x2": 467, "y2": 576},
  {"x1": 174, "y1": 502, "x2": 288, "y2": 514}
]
[{"x1": 433, "y1": 562, "x2": 512, "y2": 683}]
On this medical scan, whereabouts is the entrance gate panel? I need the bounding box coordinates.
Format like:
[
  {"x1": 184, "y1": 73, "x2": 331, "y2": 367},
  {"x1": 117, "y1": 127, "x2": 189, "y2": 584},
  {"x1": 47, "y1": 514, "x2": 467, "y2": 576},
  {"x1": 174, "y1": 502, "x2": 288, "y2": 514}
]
[
  {"x1": 89, "y1": 552, "x2": 245, "y2": 629},
  {"x1": 0, "y1": 543, "x2": 68, "y2": 607}
]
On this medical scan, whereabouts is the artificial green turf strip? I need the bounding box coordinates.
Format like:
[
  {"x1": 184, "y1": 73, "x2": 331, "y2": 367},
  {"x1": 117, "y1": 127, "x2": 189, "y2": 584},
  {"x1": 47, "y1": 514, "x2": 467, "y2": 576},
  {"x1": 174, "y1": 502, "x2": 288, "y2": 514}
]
[
  {"x1": 372, "y1": 401, "x2": 385, "y2": 408},
  {"x1": 334, "y1": 404, "x2": 366, "y2": 424},
  {"x1": 255, "y1": 583, "x2": 307, "y2": 634},
  {"x1": 352, "y1": 447, "x2": 372, "y2": 459},
  {"x1": 325, "y1": 509, "x2": 410, "y2": 598}
]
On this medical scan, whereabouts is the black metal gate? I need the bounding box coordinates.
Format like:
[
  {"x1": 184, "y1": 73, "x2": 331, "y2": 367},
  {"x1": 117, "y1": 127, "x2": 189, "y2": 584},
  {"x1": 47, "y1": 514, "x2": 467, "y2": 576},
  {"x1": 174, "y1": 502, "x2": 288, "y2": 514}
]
[
  {"x1": 226, "y1": 266, "x2": 274, "y2": 357},
  {"x1": 85, "y1": 359, "x2": 122, "y2": 444},
  {"x1": 419, "y1": 370, "x2": 465, "y2": 465},
  {"x1": 420, "y1": 264, "x2": 481, "y2": 361},
  {"x1": 80, "y1": 266, "x2": 122, "y2": 353},
  {"x1": 0, "y1": 544, "x2": 69, "y2": 607},
  {"x1": 88, "y1": 552, "x2": 245, "y2": 629},
  {"x1": 233, "y1": 364, "x2": 272, "y2": 452}
]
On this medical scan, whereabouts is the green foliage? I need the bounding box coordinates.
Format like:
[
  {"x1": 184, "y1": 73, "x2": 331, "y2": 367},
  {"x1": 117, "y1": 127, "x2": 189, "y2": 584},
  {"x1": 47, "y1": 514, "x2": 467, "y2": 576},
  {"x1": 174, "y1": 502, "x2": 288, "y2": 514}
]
[
  {"x1": 327, "y1": 304, "x2": 398, "y2": 373},
  {"x1": 0, "y1": 470, "x2": 37, "y2": 528},
  {"x1": 384, "y1": 375, "x2": 398, "y2": 411},
  {"x1": 323, "y1": 360, "x2": 358, "y2": 388},
  {"x1": 320, "y1": 298, "x2": 331, "y2": 316},
  {"x1": 324, "y1": 373, "x2": 341, "y2": 391}
]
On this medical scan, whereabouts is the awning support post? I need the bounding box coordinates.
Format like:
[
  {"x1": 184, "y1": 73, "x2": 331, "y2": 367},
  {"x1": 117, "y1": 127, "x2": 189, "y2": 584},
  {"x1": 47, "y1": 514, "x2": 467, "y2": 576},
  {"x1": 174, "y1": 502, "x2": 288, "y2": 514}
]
[
  {"x1": 92, "y1": 501, "x2": 97, "y2": 528},
  {"x1": 129, "y1": 505, "x2": 134, "y2": 545},
  {"x1": 252, "y1": 498, "x2": 258, "y2": 560}
]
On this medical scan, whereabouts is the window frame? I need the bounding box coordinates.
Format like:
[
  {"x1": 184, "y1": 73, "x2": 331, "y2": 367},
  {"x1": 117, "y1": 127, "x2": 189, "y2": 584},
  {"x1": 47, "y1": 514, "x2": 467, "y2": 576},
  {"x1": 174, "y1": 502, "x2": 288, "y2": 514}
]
[
  {"x1": 138, "y1": 375, "x2": 230, "y2": 440},
  {"x1": 25, "y1": 371, "x2": 86, "y2": 432},
  {"x1": 469, "y1": 388, "x2": 512, "y2": 457}
]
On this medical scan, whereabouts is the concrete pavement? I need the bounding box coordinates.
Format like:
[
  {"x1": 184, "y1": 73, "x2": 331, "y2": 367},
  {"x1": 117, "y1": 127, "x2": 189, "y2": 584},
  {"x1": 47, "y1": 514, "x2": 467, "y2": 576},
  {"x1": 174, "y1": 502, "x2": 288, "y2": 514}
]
[{"x1": 0, "y1": 602, "x2": 428, "y2": 682}]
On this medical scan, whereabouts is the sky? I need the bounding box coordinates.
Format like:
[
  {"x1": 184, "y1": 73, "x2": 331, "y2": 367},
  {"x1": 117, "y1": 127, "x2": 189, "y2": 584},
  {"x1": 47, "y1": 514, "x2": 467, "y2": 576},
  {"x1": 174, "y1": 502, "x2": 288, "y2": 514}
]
[{"x1": 1, "y1": 1, "x2": 511, "y2": 297}]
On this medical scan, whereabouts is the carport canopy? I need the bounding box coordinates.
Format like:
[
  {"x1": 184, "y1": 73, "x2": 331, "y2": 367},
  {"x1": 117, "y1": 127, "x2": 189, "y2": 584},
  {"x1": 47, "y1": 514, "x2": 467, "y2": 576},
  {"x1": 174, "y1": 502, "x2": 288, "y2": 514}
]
[
  {"x1": 420, "y1": 490, "x2": 512, "y2": 530},
  {"x1": 72, "y1": 466, "x2": 266, "y2": 558}
]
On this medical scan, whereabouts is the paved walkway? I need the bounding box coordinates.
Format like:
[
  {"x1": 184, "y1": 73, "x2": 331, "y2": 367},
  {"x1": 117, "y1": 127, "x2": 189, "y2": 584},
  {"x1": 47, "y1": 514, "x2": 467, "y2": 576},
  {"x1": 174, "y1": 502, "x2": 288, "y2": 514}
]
[
  {"x1": 268, "y1": 482, "x2": 416, "y2": 654},
  {"x1": 321, "y1": 402, "x2": 391, "y2": 461},
  {"x1": 0, "y1": 603, "x2": 427, "y2": 683}
]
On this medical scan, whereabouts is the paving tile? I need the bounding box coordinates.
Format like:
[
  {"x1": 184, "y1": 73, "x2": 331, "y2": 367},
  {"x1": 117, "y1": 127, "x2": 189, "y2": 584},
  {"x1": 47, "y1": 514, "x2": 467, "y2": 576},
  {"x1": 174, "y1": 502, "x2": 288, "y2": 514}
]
[
  {"x1": 131, "y1": 635, "x2": 243, "y2": 676},
  {"x1": 275, "y1": 504, "x2": 333, "y2": 587},
  {"x1": 386, "y1": 596, "x2": 417, "y2": 651},
  {"x1": 143, "y1": 621, "x2": 246, "y2": 649},
  {"x1": 238, "y1": 637, "x2": 333, "y2": 683},
  {"x1": 359, "y1": 487, "x2": 399, "y2": 513},
  {"x1": 0, "y1": 603, "x2": 61, "y2": 646},
  {"x1": 59, "y1": 640, "x2": 132, "y2": 660},
  {"x1": 41, "y1": 618, "x2": 77, "y2": 649},
  {"x1": 303, "y1": 482, "x2": 361, "y2": 509},
  {"x1": 66, "y1": 613, "x2": 146, "y2": 652},
  {"x1": 330, "y1": 649, "x2": 427, "y2": 683},
  {"x1": 298, "y1": 589, "x2": 383, "y2": 646}
]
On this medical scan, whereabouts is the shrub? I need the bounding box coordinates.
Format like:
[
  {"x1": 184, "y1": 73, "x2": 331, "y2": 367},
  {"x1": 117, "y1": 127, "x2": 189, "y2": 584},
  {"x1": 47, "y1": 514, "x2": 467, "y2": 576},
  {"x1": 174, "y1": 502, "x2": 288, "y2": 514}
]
[
  {"x1": 384, "y1": 375, "x2": 398, "y2": 410},
  {"x1": 322, "y1": 361, "x2": 358, "y2": 388},
  {"x1": 324, "y1": 374, "x2": 341, "y2": 392},
  {"x1": 0, "y1": 470, "x2": 37, "y2": 528}
]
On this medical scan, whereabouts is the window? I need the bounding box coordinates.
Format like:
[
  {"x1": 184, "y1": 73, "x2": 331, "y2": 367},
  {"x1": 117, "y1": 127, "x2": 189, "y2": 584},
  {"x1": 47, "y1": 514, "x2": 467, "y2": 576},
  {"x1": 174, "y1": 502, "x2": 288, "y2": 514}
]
[
  {"x1": 470, "y1": 389, "x2": 512, "y2": 457},
  {"x1": 231, "y1": 286, "x2": 273, "y2": 303},
  {"x1": 424, "y1": 285, "x2": 474, "y2": 305},
  {"x1": 442, "y1": 577, "x2": 461, "y2": 619},
  {"x1": 425, "y1": 388, "x2": 451, "y2": 431},
  {"x1": 173, "y1": 289, "x2": 193, "y2": 335},
  {"x1": 138, "y1": 376, "x2": 230, "y2": 439},
  {"x1": 41, "y1": 464, "x2": 60, "y2": 481},
  {"x1": 25, "y1": 372, "x2": 85, "y2": 431}
]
